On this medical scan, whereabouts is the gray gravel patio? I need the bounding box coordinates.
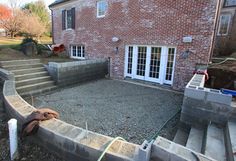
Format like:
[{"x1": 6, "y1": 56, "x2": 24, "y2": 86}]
[{"x1": 30, "y1": 79, "x2": 183, "y2": 144}]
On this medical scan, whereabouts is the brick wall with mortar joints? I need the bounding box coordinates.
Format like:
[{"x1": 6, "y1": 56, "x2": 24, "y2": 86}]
[{"x1": 51, "y1": 0, "x2": 218, "y2": 90}]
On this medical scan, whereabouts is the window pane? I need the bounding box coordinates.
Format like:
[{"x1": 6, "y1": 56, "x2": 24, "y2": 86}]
[
  {"x1": 72, "y1": 46, "x2": 76, "y2": 56},
  {"x1": 97, "y1": 1, "x2": 108, "y2": 17},
  {"x1": 136, "y1": 47, "x2": 147, "y2": 76},
  {"x1": 149, "y1": 47, "x2": 162, "y2": 79},
  {"x1": 165, "y1": 48, "x2": 175, "y2": 81},
  {"x1": 67, "y1": 10, "x2": 72, "y2": 29},
  {"x1": 219, "y1": 15, "x2": 231, "y2": 35},
  {"x1": 225, "y1": 0, "x2": 236, "y2": 6},
  {"x1": 127, "y1": 46, "x2": 133, "y2": 74}
]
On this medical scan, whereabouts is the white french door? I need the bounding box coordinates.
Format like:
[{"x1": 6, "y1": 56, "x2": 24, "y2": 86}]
[{"x1": 124, "y1": 45, "x2": 176, "y2": 85}]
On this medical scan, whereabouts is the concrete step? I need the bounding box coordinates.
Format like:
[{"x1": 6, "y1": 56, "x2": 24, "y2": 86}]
[
  {"x1": 173, "y1": 128, "x2": 189, "y2": 146},
  {"x1": 226, "y1": 121, "x2": 236, "y2": 161},
  {"x1": 15, "y1": 71, "x2": 49, "y2": 81},
  {"x1": 0, "y1": 59, "x2": 40, "y2": 66},
  {"x1": 16, "y1": 81, "x2": 55, "y2": 94},
  {"x1": 205, "y1": 123, "x2": 226, "y2": 161},
  {"x1": 11, "y1": 67, "x2": 46, "y2": 76},
  {"x1": 16, "y1": 76, "x2": 52, "y2": 87},
  {"x1": 19, "y1": 85, "x2": 57, "y2": 97},
  {"x1": 186, "y1": 127, "x2": 204, "y2": 153},
  {"x1": 2, "y1": 63, "x2": 44, "y2": 70}
]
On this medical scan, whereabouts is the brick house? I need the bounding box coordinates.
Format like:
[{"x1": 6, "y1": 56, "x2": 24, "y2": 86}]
[
  {"x1": 215, "y1": 0, "x2": 236, "y2": 56},
  {"x1": 49, "y1": 0, "x2": 220, "y2": 90}
]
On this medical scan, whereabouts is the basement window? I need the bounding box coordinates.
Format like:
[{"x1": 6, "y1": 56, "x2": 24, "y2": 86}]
[
  {"x1": 225, "y1": 0, "x2": 236, "y2": 6},
  {"x1": 70, "y1": 45, "x2": 85, "y2": 59},
  {"x1": 97, "y1": 0, "x2": 108, "y2": 18},
  {"x1": 218, "y1": 14, "x2": 231, "y2": 36}
]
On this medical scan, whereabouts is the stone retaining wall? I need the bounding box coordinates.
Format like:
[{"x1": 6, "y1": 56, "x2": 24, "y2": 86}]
[
  {"x1": 181, "y1": 74, "x2": 234, "y2": 126},
  {"x1": 0, "y1": 68, "x2": 215, "y2": 161},
  {"x1": 47, "y1": 59, "x2": 108, "y2": 87}
]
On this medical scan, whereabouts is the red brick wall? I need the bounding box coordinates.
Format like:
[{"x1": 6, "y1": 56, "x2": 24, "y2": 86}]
[{"x1": 51, "y1": 0, "x2": 218, "y2": 90}]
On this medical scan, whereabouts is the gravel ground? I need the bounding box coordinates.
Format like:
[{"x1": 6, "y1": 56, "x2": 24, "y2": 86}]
[
  {"x1": 30, "y1": 79, "x2": 183, "y2": 144},
  {"x1": 0, "y1": 86, "x2": 63, "y2": 161}
]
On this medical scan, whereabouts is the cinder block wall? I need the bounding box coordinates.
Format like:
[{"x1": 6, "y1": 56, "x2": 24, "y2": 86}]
[
  {"x1": 51, "y1": 0, "x2": 219, "y2": 90},
  {"x1": 47, "y1": 59, "x2": 108, "y2": 87},
  {"x1": 181, "y1": 74, "x2": 234, "y2": 126}
]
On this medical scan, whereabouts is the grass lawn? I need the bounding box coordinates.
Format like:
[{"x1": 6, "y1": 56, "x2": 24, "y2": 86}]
[
  {"x1": 0, "y1": 36, "x2": 52, "y2": 51},
  {"x1": 0, "y1": 36, "x2": 73, "y2": 64}
]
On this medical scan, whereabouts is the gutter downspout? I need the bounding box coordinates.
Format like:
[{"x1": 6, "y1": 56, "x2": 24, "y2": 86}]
[{"x1": 209, "y1": 0, "x2": 223, "y2": 61}]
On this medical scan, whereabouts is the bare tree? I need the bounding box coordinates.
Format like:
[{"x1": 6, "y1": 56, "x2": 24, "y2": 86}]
[
  {"x1": 0, "y1": 9, "x2": 24, "y2": 38},
  {"x1": 20, "y1": 12, "x2": 46, "y2": 40}
]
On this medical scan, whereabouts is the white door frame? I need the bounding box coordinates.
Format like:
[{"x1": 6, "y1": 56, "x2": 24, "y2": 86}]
[
  {"x1": 163, "y1": 47, "x2": 177, "y2": 85},
  {"x1": 124, "y1": 45, "x2": 176, "y2": 85}
]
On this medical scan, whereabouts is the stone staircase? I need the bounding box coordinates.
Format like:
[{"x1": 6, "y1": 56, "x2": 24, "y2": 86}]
[
  {"x1": 174, "y1": 122, "x2": 236, "y2": 161},
  {"x1": 0, "y1": 59, "x2": 57, "y2": 97}
]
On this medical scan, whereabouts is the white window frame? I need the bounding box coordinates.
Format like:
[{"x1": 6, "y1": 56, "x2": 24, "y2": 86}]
[
  {"x1": 97, "y1": 0, "x2": 108, "y2": 18},
  {"x1": 218, "y1": 14, "x2": 231, "y2": 36},
  {"x1": 70, "y1": 45, "x2": 85, "y2": 59}
]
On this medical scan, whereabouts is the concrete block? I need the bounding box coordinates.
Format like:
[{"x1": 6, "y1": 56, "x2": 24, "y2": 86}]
[
  {"x1": 206, "y1": 90, "x2": 232, "y2": 106},
  {"x1": 152, "y1": 137, "x2": 214, "y2": 161},
  {"x1": 136, "y1": 140, "x2": 153, "y2": 161},
  {"x1": 184, "y1": 86, "x2": 206, "y2": 100}
]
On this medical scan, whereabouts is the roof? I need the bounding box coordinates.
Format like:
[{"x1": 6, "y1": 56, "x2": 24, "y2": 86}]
[{"x1": 48, "y1": 0, "x2": 71, "y2": 8}]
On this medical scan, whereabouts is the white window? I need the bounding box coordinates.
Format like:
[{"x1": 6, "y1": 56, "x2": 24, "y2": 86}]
[
  {"x1": 97, "y1": 0, "x2": 108, "y2": 18},
  {"x1": 225, "y1": 0, "x2": 236, "y2": 6},
  {"x1": 70, "y1": 45, "x2": 85, "y2": 59},
  {"x1": 218, "y1": 14, "x2": 231, "y2": 36}
]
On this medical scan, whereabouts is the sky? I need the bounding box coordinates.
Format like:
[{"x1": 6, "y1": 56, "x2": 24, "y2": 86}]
[{"x1": 0, "y1": 0, "x2": 55, "y2": 9}]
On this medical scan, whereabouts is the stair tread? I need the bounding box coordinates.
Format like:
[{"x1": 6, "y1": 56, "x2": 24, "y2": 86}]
[
  {"x1": 15, "y1": 71, "x2": 48, "y2": 77},
  {"x1": 16, "y1": 81, "x2": 54, "y2": 90},
  {"x1": 0, "y1": 59, "x2": 40, "y2": 63},
  {"x1": 16, "y1": 76, "x2": 51, "y2": 83},
  {"x1": 205, "y1": 123, "x2": 226, "y2": 161},
  {"x1": 173, "y1": 129, "x2": 189, "y2": 146},
  {"x1": 11, "y1": 67, "x2": 45, "y2": 72},
  {"x1": 228, "y1": 121, "x2": 236, "y2": 160},
  {"x1": 2, "y1": 63, "x2": 43, "y2": 68},
  {"x1": 186, "y1": 127, "x2": 204, "y2": 153}
]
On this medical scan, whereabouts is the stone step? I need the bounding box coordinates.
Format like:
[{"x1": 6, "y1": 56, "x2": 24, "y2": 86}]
[
  {"x1": 19, "y1": 85, "x2": 57, "y2": 97},
  {"x1": 205, "y1": 123, "x2": 226, "y2": 161},
  {"x1": 2, "y1": 63, "x2": 44, "y2": 70},
  {"x1": 11, "y1": 67, "x2": 46, "y2": 76},
  {"x1": 16, "y1": 76, "x2": 52, "y2": 87},
  {"x1": 186, "y1": 127, "x2": 204, "y2": 153},
  {"x1": 173, "y1": 128, "x2": 189, "y2": 146},
  {"x1": 15, "y1": 71, "x2": 49, "y2": 81},
  {"x1": 0, "y1": 59, "x2": 40, "y2": 66},
  {"x1": 226, "y1": 121, "x2": 236, "y2": 161},
  {"x1": 16, "y1": 81, "x2": 55, "y2": 94}
]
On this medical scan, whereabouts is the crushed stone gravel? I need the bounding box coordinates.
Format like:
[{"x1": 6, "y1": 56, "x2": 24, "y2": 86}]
[{"x1": 30, "y1": 79, "x2": 183, "y2": 144}]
